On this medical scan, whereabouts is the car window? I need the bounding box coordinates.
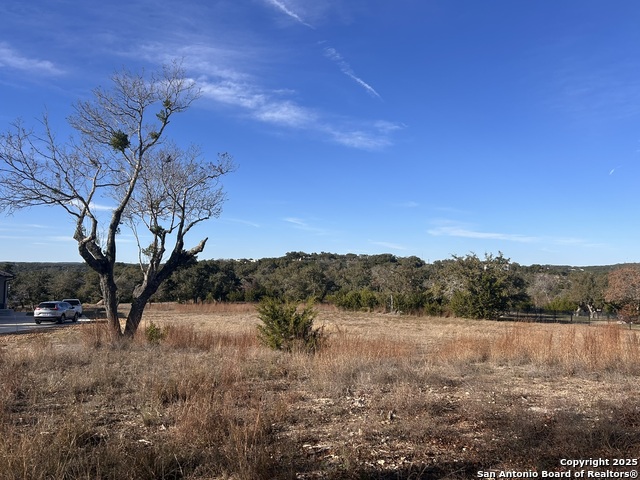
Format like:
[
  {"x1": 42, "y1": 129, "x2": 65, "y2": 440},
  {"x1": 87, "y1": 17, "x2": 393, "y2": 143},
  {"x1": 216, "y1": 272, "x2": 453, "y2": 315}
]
[{"x1": 39, "y1": 302, "x2": 57, "y2": 308}]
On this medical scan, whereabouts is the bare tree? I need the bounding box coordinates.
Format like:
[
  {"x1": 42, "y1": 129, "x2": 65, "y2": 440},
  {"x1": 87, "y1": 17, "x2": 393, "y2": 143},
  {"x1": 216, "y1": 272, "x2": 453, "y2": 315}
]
[
  {"x1": 527, "y1": 272, "x2": 564, "y2": 309},
  {"x1": 0, "y1": 63, "x2": 234, "y2": 338}
]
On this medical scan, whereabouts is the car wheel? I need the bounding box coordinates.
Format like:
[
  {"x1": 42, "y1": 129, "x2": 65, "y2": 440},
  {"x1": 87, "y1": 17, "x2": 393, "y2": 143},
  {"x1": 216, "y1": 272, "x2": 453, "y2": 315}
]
[
  {"x1": 72, "y1": 313, "x2": 78, "y2": 322},
  {"x1": 58, "y1": 315, "x2": 65, "y2": 324},
  {"x1": 35, "y1": 319, "x2": 41, "y2": 325}
]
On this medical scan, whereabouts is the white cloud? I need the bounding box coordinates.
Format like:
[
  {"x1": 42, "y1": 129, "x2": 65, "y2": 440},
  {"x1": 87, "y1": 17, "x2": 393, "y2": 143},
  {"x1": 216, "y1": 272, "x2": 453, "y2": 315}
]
[
  {"x1": 428, "y1": 223, "x2": 537, "y2": 243},
  {"x1": 200, "y1": 80, "x2": 268, "y2": 110},
  {"x1": 49, "y1": 236, "x2": 77, "y2": 243},
  {"x1": 323, "y1": 47, "x2": 381, "y2": 99},
  {"x1": 200, "y1": 78, "x2": 317, "y2": 129},
  {"x1": 0, "y1": 43, "x2": 64, "y2": 76},
  {"x1": 68, "y1": 199, "x2": 114, "y2": 213},
  {"x1": 89, "y1": 202, "x2": 114, "y2": 212},
  {"x1": 0, "y1": 222, "x2": 46, "y2": 231},
  {"x1": 427, "y1": 221, "x2": 603, "y2": 250},
  {"x1": 199, "y1": 75, "x2": 397, "y2": 149},
  {"x1": 138, "y1": 31, "x2": 398, "y2": 150},
  {"x1": 224, "y1": 218, "x2": 261, "y2": 228},
  {"x1": 370, "y1": 241, "x2": 407, "y2": 251},
  {"x1": 375, "y1": 120, "x2": 405, "y2": 133},
  {"x1": 328, "y1": 128, "x2": 391, "y2": 150},
  {"x1": 264, "y1": 0, "x2": 315, "y2": 28},
  {"x1": 255, "y1": 101, "x2": 318, "y2": 128},
  {"x1": 283, "y1": 217, "x2": 330, "y2": 235},
  {"x1": 283, "y1": 217, "x2": 311, "y2": 228}
]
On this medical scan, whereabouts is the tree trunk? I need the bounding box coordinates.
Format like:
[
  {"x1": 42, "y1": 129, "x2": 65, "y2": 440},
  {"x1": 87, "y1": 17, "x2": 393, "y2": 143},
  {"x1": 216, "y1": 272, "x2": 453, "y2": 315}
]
[
  {"x1": 99, "y1": 273, "x2": 122, "y2": 337},
  {"x1": 124, "y1": 272, "x2": 164, "y2": 338},
  {"x1": 124, "y1": 294, "x2": 151, "y2": 338}
]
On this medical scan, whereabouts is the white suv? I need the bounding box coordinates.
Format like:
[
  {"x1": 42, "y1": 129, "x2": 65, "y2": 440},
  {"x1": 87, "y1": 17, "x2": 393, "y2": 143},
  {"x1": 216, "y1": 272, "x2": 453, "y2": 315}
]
[
  {"x1": 63, "y1": 299, "x2": 83, "y2": 316},
  {"x1": 34, "y1": 301, "x2": 78, "y2": 324}
]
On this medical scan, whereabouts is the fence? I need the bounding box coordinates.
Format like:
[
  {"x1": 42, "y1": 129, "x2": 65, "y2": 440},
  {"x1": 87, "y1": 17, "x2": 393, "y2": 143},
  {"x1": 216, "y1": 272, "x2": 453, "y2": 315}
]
[{"x1": 499, "y1": 310, "x2": 618, "y2": 324}]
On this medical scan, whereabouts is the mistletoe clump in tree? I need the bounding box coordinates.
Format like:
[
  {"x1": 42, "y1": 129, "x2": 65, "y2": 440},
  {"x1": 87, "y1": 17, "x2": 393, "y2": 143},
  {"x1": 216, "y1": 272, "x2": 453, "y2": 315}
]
[{"x1": 0, "y1": 63, "x2": 234, "y2": 338}]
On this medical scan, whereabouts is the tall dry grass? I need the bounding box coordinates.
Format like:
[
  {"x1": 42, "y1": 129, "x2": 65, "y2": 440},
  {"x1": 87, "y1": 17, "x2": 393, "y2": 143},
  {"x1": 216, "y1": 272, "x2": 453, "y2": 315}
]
[
  {"x1": 0, "y1": 310, "x2": 638, "y2": 479},
  {"x1": 435, "y1": 322, "x2": 640, "y2": 375},
  {"x1": 146, "y1": 301, "x2": 258, "y2": 315}
]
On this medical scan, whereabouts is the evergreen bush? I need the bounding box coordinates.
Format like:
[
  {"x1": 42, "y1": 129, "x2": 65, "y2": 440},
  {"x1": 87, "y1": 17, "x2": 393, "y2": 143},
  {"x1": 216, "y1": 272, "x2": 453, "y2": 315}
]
[
  {"x1": 144, "y1": 321, "x2": 167, "y2": 345},
  {"x1": 256, "y1": 297, "x2": 323, "y2": 353},
  {"x1": 331, "y1": 288, "x2": 380, "y2": 311}
]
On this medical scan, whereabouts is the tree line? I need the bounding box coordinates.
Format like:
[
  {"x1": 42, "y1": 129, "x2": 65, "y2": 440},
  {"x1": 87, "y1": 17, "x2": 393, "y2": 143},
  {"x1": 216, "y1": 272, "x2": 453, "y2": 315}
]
[{"x1": 3, "y1": 252, "x2": 639, "y2": 320}]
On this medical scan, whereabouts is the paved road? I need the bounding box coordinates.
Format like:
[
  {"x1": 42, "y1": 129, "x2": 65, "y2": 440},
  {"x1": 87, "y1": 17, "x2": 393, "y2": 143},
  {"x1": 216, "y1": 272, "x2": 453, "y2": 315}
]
[{"x1": 0, "y1": 312, "x2": 91, "y2": 335}]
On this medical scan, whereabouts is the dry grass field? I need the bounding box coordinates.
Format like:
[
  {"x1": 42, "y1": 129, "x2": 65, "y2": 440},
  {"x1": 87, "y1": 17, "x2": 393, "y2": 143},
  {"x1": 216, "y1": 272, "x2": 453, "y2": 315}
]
[{"x1": 0, "y1": 303, "x2": 638, "y2": 479}]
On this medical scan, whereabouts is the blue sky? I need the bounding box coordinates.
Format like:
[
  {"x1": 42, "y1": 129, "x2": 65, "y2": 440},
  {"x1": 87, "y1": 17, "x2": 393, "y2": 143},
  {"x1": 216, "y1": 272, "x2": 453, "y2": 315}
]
[{"x1": 2, "y1": 1, "x2": 640, "y2": 266}]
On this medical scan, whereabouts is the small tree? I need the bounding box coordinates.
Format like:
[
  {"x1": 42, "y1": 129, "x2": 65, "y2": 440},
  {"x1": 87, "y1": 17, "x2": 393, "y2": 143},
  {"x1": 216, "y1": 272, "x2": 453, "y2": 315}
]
[
  {"x1": 439, "y1": 252, "x2": 528, "y2": 319},
  {"x1": 605, "y1": 266, "x2": 640, "y2": 322},
  {"x1": 528, "y1": 272, "x2": 565, "y2": 309},
  {"x1": 256, "y1": 298, "x2": 323, "y2": 353},
  {"x1": 569, "y1": 271, "x2": 606, "y2": 318},
  {"x1": 10, "y1": 270, "x2": 52, "y2": 309},
  {"x1": 0, "y1": 63, "x2": 234, "y2": 338}
]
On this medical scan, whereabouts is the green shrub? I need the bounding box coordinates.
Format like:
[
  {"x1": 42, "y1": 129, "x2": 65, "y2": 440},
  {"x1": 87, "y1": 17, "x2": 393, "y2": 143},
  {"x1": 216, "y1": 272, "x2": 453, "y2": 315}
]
[
  {"x1": 256, "y1": 298, "x2": 323, "y2": 353},
  {"x1": 144, "y1": 321, "x2": 166, "y2": 345},
  {"x1": 330, "y1": 288, "x2": 380, "y2": 311},
  {"x1": 389, "y1": 291, "x2": 442, "y2": 316},
  {"x1": 545, "y1": 295, "x2": 577, "y2": 313}
]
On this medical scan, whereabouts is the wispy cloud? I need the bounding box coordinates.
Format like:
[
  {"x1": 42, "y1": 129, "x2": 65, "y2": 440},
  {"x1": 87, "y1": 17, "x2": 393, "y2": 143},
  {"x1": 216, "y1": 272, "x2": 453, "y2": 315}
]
[
  {"x1": 68, "y1": 199, "x2": 114, "y2": 212},
  {"x1": 224, "y1": 218, "x2": 261, "y2": 228},
  {"x1": 264, "y1": 2, "x2": 381, "y2": 99},
  {"x1": 199, "y1": 75, "x2": 398, "y2": 149},
  {"x1": 0, "y1": 43, "x2": 64, "y2": 76},
  {"x1": 283, "y1": 217, "x2": 330, "y2": 235},
  {"x1": 200, "y1": 80, "x2": 267, "y2": 109},
  {"x1": 133, "y1": 21, "x2": 399, "y2": 150},
  {"x1": 49, "y1": 236, "x2": 77, "y2": 243},
  {"x1": 323, "y1": 47, "x2": 381, "y2": 99},
  {"x1": 327, "y1": 125, "x2": 392, "y2": 150},
  {"x1": 264, "y1": 0, "x2": 314, "y2": 29},
  {"x1": 427, "y1": 220, "x2": 602, "y2": 249},
  {"x1": 428, "y1": 223, "x2": 537, "y2": 243},
  {"x1": 92, "y1": 203, "x2": 114, "y2": 212},
  {"x1": 548, "y1": 236, "x2": 603, "y2": 248},
  {"x1": 370, "y1": 241, "x2": 407, "y2": 251},
  {"x1": 255, "y1": 100, "x2": 319, "y2": 128},
  {"x1": 375, "y1": 120, "x2": 405, "y2": 133},
  {"x1": 0, "y1": 234, "x2": 31, "y2": 240},
  {"x1": 0, "y1": 222, "x2": 46, "y2": 231},
  {"x1": 551, "y1": 60, "x2": 640, "y2": 121},
  {"x1": 284, "y1": 217, "x2": 306, "y2": 226},
  {"x1": 200, "y1": 78, "x2": 317, "y2": 128}
]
